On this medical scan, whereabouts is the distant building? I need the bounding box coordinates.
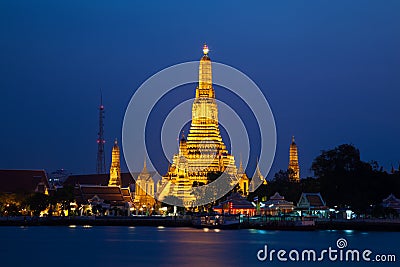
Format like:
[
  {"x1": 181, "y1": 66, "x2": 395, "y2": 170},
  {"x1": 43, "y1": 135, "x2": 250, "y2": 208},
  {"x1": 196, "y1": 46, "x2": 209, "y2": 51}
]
[
  {"x1": 262, "y1": 192, "x2": 294, "y2": 216},
  {"x1": 288, "y1": 136, "x2": 300, "y2": 182},
  {"x1": 48, "y1": 169, "x2": 71, "y2": 186},
  {"x1": 382, "y1": 194, "x2": 400, "y2": 214},
  {"x1": 108, "y1": 139, "x2": 121, "y2": 187},
  {"x1": 236, "y1": 159, "x2": 250, "y2": 196},
  {"x1": 213, "y1": 193, "x2": 256, "y2": 216},
  {"x1": 64, "y1": 139, "x2": 136, "y2": 215},
  {"x1": 249, "y1": 162, "x2": 267, "y2": 192},
  {"x1": 0, "y1": 169, "x2": 49, "y2": 195},
  {"x1": 297, "y1": 192, "x2": 328, "y2": 218},
  {"x1": 134, "y1": 159, "x2": 156, "y2": 210}
]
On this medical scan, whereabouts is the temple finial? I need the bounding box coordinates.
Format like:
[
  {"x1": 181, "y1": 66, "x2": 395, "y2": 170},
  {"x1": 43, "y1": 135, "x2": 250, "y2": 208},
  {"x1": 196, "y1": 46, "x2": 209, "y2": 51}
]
[
  {"x1": 292, "y1": 136, "x2": 295, "y2": 143},
  {"x1": 203, "y1": 44, "x2": 209, "y2": 55},
  {"x1": 238, "y1": 154, "x2": 244, "y2": 174}
]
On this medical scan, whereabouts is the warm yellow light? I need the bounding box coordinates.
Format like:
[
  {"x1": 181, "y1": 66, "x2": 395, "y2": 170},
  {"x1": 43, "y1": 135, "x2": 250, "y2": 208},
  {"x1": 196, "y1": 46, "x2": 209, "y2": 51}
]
[{"x1": 203, "y1": 44, "x2": 209, "y2": 55}]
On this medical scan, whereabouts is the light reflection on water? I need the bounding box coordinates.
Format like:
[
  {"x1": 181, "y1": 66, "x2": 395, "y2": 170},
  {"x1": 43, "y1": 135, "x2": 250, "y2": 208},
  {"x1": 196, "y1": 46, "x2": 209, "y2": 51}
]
[{"x1": 0, "y1": 226, "x2": 398, "y2": 267}]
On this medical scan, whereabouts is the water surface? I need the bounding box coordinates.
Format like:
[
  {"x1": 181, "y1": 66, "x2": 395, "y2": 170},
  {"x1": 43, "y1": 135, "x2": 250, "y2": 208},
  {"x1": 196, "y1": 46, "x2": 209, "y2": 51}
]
[{"x1": 0, "y1": 226, "x2": 398, "y2": 267}]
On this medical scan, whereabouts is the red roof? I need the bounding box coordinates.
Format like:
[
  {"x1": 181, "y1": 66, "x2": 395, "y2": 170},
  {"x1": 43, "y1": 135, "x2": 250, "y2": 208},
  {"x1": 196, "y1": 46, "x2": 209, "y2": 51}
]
[
  {"x1": 0, "y1": 169, "x2": 49, "y2": 194},
  {"x1": 76, "y1": 185, "x2": 132, "y2": 204},
  {"x1": 64, "y1": 172, "x2": 137, "y2": 187},
  {"x1": 214, "y1": 193, "x2": 255, "y2": 210}
]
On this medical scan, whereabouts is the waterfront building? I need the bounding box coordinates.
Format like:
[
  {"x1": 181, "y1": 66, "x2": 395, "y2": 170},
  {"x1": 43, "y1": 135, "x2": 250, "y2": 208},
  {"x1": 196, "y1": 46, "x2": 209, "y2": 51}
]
[
  {"x1": 262, "y1": 192, "x2": 294, "y2": 216},
  {"x1": 74, "y1": 185, "x2": 132, "y2": 216},
  {"x1": 296, "y1": 192, "x2": 329, "y2": 218},
  {"x1": 288, "y1": 136, "x2": 300, "y2": 182},
  {"x1": 213, "y1": 193, "x2": 256, "y2": 216},
  {"x1": 382, "y1": 194, "x2": 400, "y2": 214},
  {"x1": 65, "y1": 141, "x2": 137, "y2": 215},
  {"x1": 108, "y1": 139, "x2": 121, "y2": 187}
]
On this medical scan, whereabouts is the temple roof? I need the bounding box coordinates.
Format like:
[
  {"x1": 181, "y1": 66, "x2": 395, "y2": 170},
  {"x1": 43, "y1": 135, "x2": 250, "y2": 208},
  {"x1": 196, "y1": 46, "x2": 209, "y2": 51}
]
[
  {"x1": 213, "y1": 193, "x2": 254, "y2": 210},
  {"x1": 297, "y1": 192, "x2": 327, "y2": 209},
  {"x1": 75, "y1": 185, "x2": 132, "y2": 205},
  {"x1": 64, "y1": 172, "x2": 137, "y2": 187},
  {"x1": 0, "y1": 169, "x2": 49, "y2": 194}
]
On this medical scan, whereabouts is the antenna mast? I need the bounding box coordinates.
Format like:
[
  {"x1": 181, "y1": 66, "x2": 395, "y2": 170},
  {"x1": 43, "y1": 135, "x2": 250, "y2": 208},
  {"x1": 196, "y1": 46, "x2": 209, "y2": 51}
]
[{"x1": 96, "y1": 91, "x2": 106, "y2": 174}]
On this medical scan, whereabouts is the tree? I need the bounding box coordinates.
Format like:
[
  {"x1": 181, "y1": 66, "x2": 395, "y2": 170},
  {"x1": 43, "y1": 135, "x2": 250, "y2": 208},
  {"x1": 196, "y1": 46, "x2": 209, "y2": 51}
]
[
  {"x1": 26, "y1": 193, "x2": 50, "y2": 216},
  {"x1": 50, "y1": 185, "x2": 75, "y2": 216},
  {"x1": 311, "y1": 144, "x2": 396, "y2": 212}
]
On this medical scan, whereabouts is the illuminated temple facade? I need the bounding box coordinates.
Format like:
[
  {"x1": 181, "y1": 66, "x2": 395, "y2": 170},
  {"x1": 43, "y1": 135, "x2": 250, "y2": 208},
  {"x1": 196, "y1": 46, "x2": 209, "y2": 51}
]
[
  {"x1": 288, "y1": 136, "x2": 300, "y2": 182},
  {"x1": 157, "y1": 45, "x2": 242, "y2": 205}
]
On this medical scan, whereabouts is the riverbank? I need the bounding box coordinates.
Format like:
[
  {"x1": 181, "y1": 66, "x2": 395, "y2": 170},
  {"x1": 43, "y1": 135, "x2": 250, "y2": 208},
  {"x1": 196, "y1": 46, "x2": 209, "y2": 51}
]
[{"x1": 1, "y1": 216, "x2": 400, "y2": 231}]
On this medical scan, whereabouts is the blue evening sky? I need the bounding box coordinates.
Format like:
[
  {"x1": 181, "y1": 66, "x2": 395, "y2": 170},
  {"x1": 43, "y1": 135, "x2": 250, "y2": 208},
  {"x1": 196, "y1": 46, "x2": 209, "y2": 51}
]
[{"x1": 0, "y1": 0, "x2": 399, "y2": 179}]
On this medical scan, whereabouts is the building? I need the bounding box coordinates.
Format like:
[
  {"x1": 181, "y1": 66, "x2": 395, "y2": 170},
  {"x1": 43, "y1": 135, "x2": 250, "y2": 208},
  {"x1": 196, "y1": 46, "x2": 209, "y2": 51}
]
[
  {"x1": 262, "y1": 192, "x2": 294, "y2": 216},
  {"x1": 134, "y1": 159, "x2": 156, "y2": 211},
  {"x1": 382, "y1": 194, "x2": 400, "y2": 214},
  {"x1": 48, "y1": 169, "x2": 71, "y2": 186},
  {"x1": 108, "y1": 139, "x2": 121, "y2": 187},
  {"x1": 236, "y1": 159, "x2": 250, "y2": 196},
  {"x1": 157, "y1": 45, "x2": 245, "y2": 206},
  {"x1": 65, "y1": 139, "x2": 136, "y2": 215},
  {"x1": 213, "y1": 193, "x2": 256, "y2": 216},
  {"x1": 74, "y1": 185, "x2": 132, "y2": 216},
  {"x1": 249, "y1": 162, "x2": 267, "y2": 192},
  {"x1": 297, "y1": 192, "x2": 329, "y2": 218},
  {"x1": 0, "y1": 169, "x2": 49, "y2": 195},
  {"x1": 288, "y1": 136, "x2": 300, "y2": 182}
]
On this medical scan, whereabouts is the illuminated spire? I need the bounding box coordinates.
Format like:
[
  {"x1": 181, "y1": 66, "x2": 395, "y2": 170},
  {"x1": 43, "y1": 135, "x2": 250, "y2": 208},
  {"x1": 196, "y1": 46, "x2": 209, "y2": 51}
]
[
  {"x1": 108, "y1": 138, "x2": 121, "y2": 187},
  {"x1": 161, "y1": 44, "x2": 237, "y2": 193},
  {"x1": 142, "y1": 156, "x2": 149, "y2": 174},
  {"x1": 288, "y1": 136, "x2": 300, "y2": 182},
  {"x1": 238, "y1": 155, "x2": 244, "y2": 174},
  {"x1": 203, "y1": 44, "x2": 209, "y2": 55},
  {"x1": 255, "y1": 159, "x2": 267, "y2": 185},
  {"x1": 198, "y1": 44, "x2": 213, "y2": 96}
]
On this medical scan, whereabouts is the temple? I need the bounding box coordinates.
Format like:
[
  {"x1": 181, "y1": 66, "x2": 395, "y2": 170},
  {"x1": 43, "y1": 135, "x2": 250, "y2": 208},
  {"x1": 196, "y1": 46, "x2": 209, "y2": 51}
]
[
  {"x1": 134, "y1": 159, "x2": 156, "y2": 210},
  {"x1": 157, "y1": 45, "x2": 244, "y2": 206},
  {"x1": 108, "y1": 139, "x2": 121, "y2": 187},
  {"x1": 288, "y1": 136, "x2": 300, "y2": 182}
]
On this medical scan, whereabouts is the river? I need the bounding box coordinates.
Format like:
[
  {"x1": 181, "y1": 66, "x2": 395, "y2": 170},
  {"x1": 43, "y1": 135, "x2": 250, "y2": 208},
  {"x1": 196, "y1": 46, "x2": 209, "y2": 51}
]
[{"x1": 0, "y1": 226, "x2": 398, "y2": 266}]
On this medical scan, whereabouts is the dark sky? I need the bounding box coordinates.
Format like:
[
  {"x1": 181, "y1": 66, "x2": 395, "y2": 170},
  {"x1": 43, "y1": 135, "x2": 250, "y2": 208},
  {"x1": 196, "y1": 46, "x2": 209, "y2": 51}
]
[{"x1": 1, "y1": 0, "x2": 399, "y2": 179}]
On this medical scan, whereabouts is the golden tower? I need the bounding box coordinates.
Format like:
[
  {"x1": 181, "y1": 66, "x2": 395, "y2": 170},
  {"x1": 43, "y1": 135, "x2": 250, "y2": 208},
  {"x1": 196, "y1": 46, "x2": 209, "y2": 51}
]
[
  {"x1": 288, "y1": 136, "x2": 300, "y2": 182},
  {"x1": 163, "y1": 45, "x2": 237, "y2": 182},
  {"x1": 108, "y1": 139, "x2": 121, "y2": 187},
  {"x1": 184, "y1": 44, "x2": 236, "y2": 182},
  {"x1": 158, "y1": 45, "x2": 238, "y2": 205}
]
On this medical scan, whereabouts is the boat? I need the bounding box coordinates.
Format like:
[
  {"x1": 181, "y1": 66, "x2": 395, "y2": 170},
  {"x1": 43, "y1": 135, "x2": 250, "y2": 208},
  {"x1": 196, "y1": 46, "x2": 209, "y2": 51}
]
[{"x1": 192, "y1": 214, "x2": 241, "y2": 229}]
